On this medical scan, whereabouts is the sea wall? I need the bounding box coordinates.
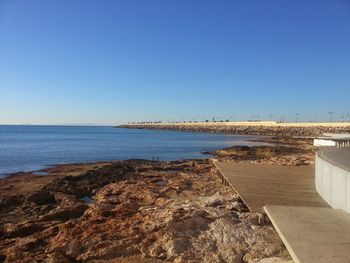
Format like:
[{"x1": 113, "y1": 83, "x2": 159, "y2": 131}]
[
  {"x1": 315, "y1": 150, "x2": 350, "y2": 213},
  {"x1": 117, "y1": 123, "x2": 350, "y2": 137}
]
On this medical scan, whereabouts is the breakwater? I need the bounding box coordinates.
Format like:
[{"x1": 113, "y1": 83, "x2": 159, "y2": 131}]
[{"x1": 118, "y1": 122, "x2": 350, "y2": 137}]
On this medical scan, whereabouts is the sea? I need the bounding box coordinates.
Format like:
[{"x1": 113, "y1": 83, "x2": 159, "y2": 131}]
[{"x1": 0, "y1": 125, "x2": 268, "y2": 177}]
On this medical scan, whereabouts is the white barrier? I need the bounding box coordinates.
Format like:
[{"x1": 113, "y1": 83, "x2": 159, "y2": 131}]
[
  {"x1": 315, "y1": 152, "x2": 350, "y2": 213},
  {"x1": 313, "y1": 139, "x2": 336, "y2": 147}
]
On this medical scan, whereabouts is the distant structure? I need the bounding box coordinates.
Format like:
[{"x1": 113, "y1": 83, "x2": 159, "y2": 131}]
[{"x1": 314, "y1": 133, "x2": 350, "y2": 148}]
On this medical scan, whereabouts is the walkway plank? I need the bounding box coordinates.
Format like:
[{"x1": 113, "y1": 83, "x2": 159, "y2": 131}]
[
  {"x1": 214, "y1": 161, "x2": 328, "y2": 212},
  {"x1": 264, "y1": 205, "x2": 350, "y2": 263}
]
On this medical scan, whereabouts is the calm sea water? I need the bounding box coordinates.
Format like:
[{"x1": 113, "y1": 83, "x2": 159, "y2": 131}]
[{"x1": 0, "y1": 125, "x2": 267, "y2": 177}]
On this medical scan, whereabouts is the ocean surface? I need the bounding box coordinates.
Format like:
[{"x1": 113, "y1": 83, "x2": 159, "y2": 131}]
[{"x1": 0, "y1": 125, "x2": 268, "y2": 177}]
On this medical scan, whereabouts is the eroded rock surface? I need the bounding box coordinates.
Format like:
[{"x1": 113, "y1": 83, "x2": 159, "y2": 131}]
[
  {"x1": 208, "y1": 137, "x2": 315, "y2": 166},
  {"x1": 0, "y1": 160, "x2": 292, "y2": 263}
]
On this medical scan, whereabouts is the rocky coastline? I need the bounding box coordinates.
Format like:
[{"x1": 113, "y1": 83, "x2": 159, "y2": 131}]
[
  {"x1": 206, "y1": 136, "x2": 315, "y2": 166},
  {"x1": 118, "y1": 123, "x2": 350, "y2": 137},
  {"x1": 0, "y1": 136, "x2": 313, "y2": 263}
]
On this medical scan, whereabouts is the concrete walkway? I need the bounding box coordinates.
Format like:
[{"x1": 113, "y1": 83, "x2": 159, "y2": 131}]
[
  {"x1": 318, "y1": 147, "x2": 350, "y2": 172},
  {"x1": 214, "y1": 161, "x2": 328, "y2": 212},
  {"x1": 264, "y1": 205, "x2": 350, "y2": 263}
]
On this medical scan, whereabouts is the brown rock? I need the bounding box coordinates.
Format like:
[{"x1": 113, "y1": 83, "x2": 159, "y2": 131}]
[{"x1": 0, "y1": 159, "x2": 291, "y2": 263}]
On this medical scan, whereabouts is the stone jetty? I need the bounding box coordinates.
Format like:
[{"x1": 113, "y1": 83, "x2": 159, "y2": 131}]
[{"x1": 118, "y1": 122, "x2": 350, "y2": 137}]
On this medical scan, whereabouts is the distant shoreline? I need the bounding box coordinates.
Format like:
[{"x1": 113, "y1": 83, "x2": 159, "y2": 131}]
[{"x1": 117, "y1": 121, "x2": 350, "y2": 137}]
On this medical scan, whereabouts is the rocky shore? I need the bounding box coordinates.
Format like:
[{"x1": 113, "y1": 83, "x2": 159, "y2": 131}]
[
  {"x1": 118, "y1": 123, "x2": 350, "y2": 137},
  {"x1": 206, "y1": 137, "x2": 315, "y2": 166},
  {"x1": 0, "y1": 136, "x2": 313, "y2": 263}
]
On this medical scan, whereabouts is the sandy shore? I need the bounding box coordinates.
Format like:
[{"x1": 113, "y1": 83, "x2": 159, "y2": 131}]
[
  {"x1": 118, "y1": 122, "x2": 350, "y2": 136},
  {"x1": 0, "y1": 136, "x2": 312, "y2": 263}
]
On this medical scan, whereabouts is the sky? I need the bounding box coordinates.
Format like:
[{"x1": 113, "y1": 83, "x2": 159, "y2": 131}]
[{"x1": 1, "y1": 0, "x2": 350, "y2": 125}]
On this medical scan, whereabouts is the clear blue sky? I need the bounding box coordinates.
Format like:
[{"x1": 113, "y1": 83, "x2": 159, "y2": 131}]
[{"x1": 1, "y1": 0, "x2": 350, "y2": 125}]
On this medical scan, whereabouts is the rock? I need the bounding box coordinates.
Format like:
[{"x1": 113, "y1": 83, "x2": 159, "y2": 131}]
[
  {"x1": 0, "y1": 185, "x2": 13, "y2": 191},
  {"x1": 46, "y1": 252, "x2": 72, "y2": 263},
  {"x1": 0, "y1": 195, "x2": 23, "y2": 213},
  {"x1": 2, "y1": 222, "x2": 43, "y2": 239},
  {"x1": 25, "y1": 191, "x2": 56, "y2": 206},
  {"x1": 117, "y1": 124, "x2": 350, "y2": 137},
  {"x1": 0, "y1": 159, "x2": 292, "y2": 263},
  {"x1": 258, "y1": 257, "x2": 294, "y2": 263}
]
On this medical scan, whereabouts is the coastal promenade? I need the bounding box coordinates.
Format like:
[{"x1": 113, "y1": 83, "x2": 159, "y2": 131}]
[
  {"x1": 264, "y1": 205, "x2": 350, "y2": 263},
  {"x1": 213, "y1": 161, "x2": 328, "y2": 212},
  {"x1": 214, "y1": 160, "x2": 350, "y2": 263}
]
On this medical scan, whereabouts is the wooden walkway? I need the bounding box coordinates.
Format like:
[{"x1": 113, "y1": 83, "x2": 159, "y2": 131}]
[{"x1": 214, "y1": 161, "x2": 329, "y2": 212}]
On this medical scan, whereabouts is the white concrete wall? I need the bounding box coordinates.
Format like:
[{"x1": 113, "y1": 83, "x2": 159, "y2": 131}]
[
  {"x1": 315, "y1": 153, "x2": 350, "y2": 213},
  {"x1": 313, "y1": 139, "x2": 336, "y2": 147}
]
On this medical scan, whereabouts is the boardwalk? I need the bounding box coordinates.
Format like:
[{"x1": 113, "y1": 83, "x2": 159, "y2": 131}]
[{"x1": 214, "y1": 161, "x2": 329, "y2": 212}]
